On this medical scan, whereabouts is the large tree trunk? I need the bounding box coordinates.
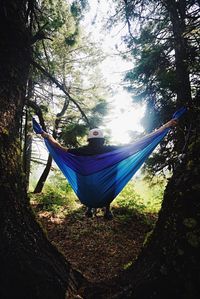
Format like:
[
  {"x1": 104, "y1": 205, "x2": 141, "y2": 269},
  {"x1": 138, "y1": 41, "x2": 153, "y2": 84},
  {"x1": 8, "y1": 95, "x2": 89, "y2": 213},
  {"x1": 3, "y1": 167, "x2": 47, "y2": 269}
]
[
  {"x1": 116, "y1": 110, "x2": 200, "y2": 299},
  {"x1": 109, "y1": 2, "x2": 199, "y2": 298},
  {"x1": 0, "y1": 2, "x2": 83, "y2": 298},
  {"x1": 83, "y1": 109, "x2": 200, "y2": 299}
]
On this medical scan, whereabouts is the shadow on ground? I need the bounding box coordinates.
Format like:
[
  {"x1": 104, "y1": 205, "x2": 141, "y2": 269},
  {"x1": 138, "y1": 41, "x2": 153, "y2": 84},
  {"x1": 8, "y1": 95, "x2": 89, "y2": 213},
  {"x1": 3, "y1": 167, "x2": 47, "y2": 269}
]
[{"x1": 33, "y1": 203, "x2": 157, "y2": 283}]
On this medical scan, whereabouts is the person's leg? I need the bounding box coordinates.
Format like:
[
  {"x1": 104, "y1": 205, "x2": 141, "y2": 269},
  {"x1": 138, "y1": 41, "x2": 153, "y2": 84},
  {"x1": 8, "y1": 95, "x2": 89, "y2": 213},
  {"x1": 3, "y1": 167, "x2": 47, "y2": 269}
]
[
  {"x1": 104, "y1": 203, "x2": 113, "y2": 220},
  {"x1": 85, "y1": 207, "x2": 93, "y2": 217}
]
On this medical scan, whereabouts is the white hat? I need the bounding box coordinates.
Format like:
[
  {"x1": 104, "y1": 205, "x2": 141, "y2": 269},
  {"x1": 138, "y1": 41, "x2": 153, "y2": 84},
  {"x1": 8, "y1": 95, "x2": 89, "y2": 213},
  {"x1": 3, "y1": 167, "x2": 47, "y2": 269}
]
[{"x1": 88, "y1": 128, "x2": 104, "y2": 139}]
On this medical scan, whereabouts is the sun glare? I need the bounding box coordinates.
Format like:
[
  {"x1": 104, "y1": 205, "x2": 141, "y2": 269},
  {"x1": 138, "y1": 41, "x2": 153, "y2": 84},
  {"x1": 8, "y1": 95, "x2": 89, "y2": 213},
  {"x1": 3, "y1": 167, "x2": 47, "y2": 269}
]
[
  {"x1": 103, "y1": 92, "x2": 146, "y2": 144},
  {"x1": 81, "y1": 0, "x2": 146, "y2": 145}
]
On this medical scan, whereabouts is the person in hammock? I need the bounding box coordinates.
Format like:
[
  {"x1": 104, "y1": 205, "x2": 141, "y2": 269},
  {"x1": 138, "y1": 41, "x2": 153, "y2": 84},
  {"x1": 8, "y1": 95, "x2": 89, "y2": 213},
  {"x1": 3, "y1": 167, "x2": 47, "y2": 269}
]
[
  {"x1": 40, "y1": 118, "x2": 177, "y2": 220},
  {"x1": 41, "y1": 128, "x2": 119, "y2": 219}
]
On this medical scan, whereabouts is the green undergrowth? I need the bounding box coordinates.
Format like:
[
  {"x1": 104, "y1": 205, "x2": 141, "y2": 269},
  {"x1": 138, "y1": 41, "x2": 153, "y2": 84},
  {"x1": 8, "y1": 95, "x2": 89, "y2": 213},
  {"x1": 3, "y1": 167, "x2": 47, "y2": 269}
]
[
  {"x1": 113, "y1": 176, "x2": 166, "y2": 215},
  {"x1": 30, "y1": 174, "x2": 166, "y2": 227},
  {"x1": 30, "y1": 175, "x2": 79, "y2": 214}
]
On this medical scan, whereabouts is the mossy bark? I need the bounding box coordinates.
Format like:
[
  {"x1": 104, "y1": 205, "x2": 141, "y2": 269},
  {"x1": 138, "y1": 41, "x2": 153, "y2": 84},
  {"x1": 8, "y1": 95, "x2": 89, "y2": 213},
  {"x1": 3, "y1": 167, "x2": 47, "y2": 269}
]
[
  {"x1": 0, "y1": 2, "x2": 83, "y2": 298},
  {"x1": 121, "y1": 135, "x2": 200, "y2": 299},
  {"x1": 82, "y1": 111, "x2": 200, "y2": 299}
]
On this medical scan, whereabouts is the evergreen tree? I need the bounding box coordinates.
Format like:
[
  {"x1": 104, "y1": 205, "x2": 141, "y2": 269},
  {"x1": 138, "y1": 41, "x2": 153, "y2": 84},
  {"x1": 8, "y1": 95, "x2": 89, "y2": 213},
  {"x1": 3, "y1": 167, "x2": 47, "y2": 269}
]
[{"x1": 110, "y1": 0, "x2": 199, "y2": 174}]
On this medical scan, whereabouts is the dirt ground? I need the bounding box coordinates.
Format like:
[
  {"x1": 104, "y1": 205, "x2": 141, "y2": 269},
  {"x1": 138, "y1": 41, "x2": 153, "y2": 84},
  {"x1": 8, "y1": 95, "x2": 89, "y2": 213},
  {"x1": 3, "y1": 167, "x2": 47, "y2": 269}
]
[{"x1": 36, "y1": 205, "x2": 157, "y2": 283}]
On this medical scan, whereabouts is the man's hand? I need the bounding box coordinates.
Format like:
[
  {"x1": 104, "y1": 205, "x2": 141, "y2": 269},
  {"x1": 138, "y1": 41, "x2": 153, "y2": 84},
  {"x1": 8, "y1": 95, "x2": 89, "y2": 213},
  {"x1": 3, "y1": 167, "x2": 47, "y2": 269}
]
[
  {"x1": 164, "y1": 118, "x2": 178, "y2": 129},
  {"x1": 41, "y1": 132, "x2": 49, "y2": 138},
  {"x1": 40, "y1": 132, "x2": 68, "y2": 151}
]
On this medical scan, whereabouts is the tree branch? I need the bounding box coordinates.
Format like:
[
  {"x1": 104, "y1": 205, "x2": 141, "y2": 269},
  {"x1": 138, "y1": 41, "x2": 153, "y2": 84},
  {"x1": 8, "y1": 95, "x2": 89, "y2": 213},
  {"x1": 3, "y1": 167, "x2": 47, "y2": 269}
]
[
  {"x1": 26, "y1": 99, "x2": 47, "y2": 131},
  {"x1": 31, "y1": 60, "x2": 90, "y2": 126}
]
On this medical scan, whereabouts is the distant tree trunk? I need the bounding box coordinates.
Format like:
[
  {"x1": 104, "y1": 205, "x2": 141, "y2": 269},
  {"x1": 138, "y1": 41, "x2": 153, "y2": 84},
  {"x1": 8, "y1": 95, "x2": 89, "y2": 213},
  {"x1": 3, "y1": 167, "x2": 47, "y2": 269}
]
[
  {"x1": 0, "y1": 2, "x2": 83, "y2": 298},
  {"x1": 23, "y1": 107, "x2": 33, "y2": 189},
  {"x1": 34, "y1": 154, "x2": 53, "y2": 192},
  {"x1": 34, "y1": 99, "x2": 69, "y2": 193},
  {"x1": 24, "y1": 132, "x2": 33, "y2": 188}
]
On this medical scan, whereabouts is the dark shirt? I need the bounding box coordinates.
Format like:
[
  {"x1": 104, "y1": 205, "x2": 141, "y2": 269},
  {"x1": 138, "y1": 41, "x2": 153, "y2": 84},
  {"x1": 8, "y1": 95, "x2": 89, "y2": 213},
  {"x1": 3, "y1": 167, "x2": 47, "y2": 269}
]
[{"x1": 68, "y1": 145, "x2": 120, "y2": 156}]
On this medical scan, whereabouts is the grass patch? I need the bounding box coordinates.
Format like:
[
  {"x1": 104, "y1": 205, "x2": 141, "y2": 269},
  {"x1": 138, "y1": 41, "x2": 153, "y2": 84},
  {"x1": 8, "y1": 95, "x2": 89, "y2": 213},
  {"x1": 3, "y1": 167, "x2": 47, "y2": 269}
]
[
  {"x1": 30, "y1": 175, "x2": 78, "y2": 214},
  {"x1": 30, "y1": 175, "x2": 165, "y2": 227}
]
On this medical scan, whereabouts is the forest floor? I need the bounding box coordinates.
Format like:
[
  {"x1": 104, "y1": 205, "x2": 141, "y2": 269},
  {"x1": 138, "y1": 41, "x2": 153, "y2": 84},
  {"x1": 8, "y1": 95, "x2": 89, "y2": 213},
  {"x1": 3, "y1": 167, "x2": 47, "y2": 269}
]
[{"x1": 34, "y1": 203, "x2": 157, "y2": 283}]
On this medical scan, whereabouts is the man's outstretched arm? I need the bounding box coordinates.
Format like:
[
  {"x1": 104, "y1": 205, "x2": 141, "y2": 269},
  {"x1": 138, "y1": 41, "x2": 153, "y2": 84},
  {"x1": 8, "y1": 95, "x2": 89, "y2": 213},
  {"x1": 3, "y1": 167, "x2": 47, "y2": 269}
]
[
  {"x1": 146, "y1": 118, "x2": 178, "y2": 138},
  {"x1": 157, "y1": 118, "x2": 178, "y2": 132},
  {"x1": 41, "y1": 132, "x2": 68, "y2": 152}
]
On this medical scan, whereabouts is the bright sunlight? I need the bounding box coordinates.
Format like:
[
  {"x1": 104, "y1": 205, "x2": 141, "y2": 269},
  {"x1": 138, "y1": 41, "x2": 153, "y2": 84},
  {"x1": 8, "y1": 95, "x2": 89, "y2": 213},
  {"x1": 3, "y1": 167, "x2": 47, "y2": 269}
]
[
  {"x1": 104, "y1": 92, "x2": 146, "y2": 144},
  {"x1": 82, "y1": 0, "x2": 146, "y2": 144}
]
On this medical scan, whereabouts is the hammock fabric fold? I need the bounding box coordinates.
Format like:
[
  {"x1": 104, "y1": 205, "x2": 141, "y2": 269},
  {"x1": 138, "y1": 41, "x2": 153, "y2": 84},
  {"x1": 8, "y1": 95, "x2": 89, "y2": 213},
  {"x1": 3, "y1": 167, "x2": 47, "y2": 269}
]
[{"x1": 33, "y1": 107, "x2": 186, "y2": 208}]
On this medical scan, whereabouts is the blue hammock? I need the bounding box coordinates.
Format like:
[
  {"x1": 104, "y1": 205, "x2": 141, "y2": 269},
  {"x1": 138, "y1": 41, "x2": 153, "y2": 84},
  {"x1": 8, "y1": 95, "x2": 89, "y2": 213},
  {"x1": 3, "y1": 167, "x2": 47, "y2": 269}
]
[{"x1": 33, "y1": 107, "x2": 186, "y2": 208}]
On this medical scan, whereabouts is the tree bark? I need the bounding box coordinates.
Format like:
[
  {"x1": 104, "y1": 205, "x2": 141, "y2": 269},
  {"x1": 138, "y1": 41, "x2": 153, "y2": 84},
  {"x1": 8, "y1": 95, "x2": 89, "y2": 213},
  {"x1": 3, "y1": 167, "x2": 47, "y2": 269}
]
[
  {"x1": 115, "y1": 111, "x2": 200, "y2": 299},
  {"x1": 34, "y1": 154, "x2": 53, "y2": 193},
  {"x1": 24, "y1": 132, "x2": 33, "y2": 188},
  {"x1": 23, "y1": 107, "x2": 33, "y2": 189},
  {"x1": 0, "y1": 2, "x2": 84, "y2": 298},
  {"x1": 165, "y1": 0, "x2": 192, "y2": 107},
  {"x1": 82, "y1": 109, "x2": 200, "y2": 299}
]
